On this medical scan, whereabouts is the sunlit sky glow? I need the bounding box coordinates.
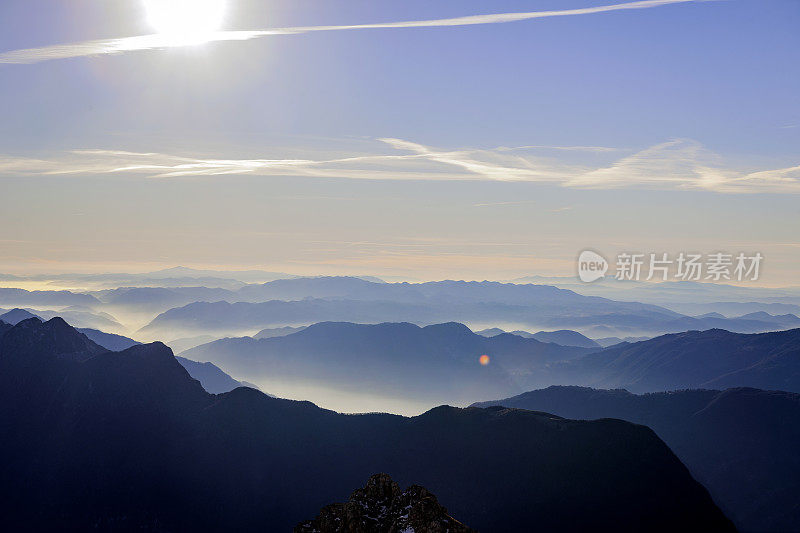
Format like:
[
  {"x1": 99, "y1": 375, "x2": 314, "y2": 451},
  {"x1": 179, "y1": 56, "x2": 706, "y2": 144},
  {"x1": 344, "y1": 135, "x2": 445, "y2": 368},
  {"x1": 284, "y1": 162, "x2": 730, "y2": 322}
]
[
  {"x1": 0, "y1": 0, "x2": 798, "y2": 284},
  {"x1": 143, "y1": 0, "x2": 226, "y2": 45}
]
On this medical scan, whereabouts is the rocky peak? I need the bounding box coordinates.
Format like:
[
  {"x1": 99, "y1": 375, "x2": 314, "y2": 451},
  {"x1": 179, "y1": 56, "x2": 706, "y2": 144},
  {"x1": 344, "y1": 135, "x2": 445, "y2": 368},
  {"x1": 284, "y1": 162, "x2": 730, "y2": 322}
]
[{"x1": 295, "y1": 473, "x2": 475, "y2": 533}]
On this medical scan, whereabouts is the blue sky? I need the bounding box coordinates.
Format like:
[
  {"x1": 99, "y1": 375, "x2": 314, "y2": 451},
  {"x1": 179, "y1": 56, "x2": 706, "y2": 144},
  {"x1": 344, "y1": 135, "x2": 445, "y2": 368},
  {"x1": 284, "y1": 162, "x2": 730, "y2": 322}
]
[{"x1": 0, "y1": 0, "x2": 798, "y2": 283}]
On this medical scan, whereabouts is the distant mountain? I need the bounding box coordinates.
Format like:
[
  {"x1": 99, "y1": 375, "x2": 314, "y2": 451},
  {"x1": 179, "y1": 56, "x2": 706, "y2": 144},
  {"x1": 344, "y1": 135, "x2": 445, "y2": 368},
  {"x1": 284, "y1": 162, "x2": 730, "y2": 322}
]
[
  {"x1": 0, "y1": 306, "x2": 126, "y2": 333},
  {"x1": 76, "y1": 328, "x2": 140, "y2": 351},
  {"x1": 94, "y1": 286, "x2": 236, "y2": 313},
  {"x1": 164, "y1": 334, "x2": 220, "y2": 354},
  {"x1": 253, "y1": 325, "x2": 307, "y2": 339},
  {"x1": 138, "y1": 277, "x2": 800, "y2": 339},
  {"x1": 476, "y1": 327, "x2": 506, "y2": 337},
  {"x1": 0, "y1": 308, "x2": 40, "y2": 324},
  {"x1": 4, "y1": 267, "x2": 296, "y2": 290},
  {"x1": 735, "y1": 311, "x2": 800, "y2": 328},
  {"x1": 181, "y1": 322, "x2": 593, "y2": 413},
  {"x1": 594, "y1": 335, "x2": 651, "y2": 347},
  {"x1": 550, "y1": 328, "x2": 800, "y2": 393},
  {"x1": 174, "y1": 356, "x2": 245, "y2": 394},
  {"x1": 510, "y1": 278, "x2": 800, "y2": 309},
  {"x1": 473, "y1": 386, "x2": 800, "y2": 533},
  {"x1": 477, "y1": 327, "x2": 600, "y2": 348},
  {"x1": 671, "y1": 301, "x2": 800, "y2": 318},
  {"x1": 0, "y1": 318, "x2": 733, "y2": 531},
  {"x1": 140, "y1": 282, "x2": 682, "y2": 338},
  {"x1": 296, "y1": 473, "x2": 474, "y2": 533},
  {"x1": 0, "y1": 288, "x2": 101, "y2": 308},
  {"x1": 655, "y1": 313, "x2": 800, "y2": 335},
  {"x1": 144, "y1": 266, "x2": 295, "y2": 282},
  {"x1": 529, "y1": 329, "x2": 600, "y2": 348},
  {"x1": 697, "y1": 312, "x2": 727, "y2": 319}
]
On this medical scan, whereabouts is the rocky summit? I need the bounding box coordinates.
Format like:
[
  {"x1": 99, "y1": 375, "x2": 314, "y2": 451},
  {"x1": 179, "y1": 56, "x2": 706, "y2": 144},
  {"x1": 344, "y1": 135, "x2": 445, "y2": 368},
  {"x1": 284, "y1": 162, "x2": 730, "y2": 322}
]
[{"x1": 295, "y1": 473, "x2": 475, "y2": 533}]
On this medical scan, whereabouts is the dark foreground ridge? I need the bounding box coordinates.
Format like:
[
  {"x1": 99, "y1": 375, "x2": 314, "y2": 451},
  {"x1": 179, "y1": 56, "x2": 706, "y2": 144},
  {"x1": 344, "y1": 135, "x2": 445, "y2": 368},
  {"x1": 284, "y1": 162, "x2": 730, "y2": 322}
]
[
  {"x1": 0, "y1": 317, "x2": 734, "y2": 532},
  {"x1": 295, "y1": 473, "x2": 475, "y2": 533},
  {"x1": 474, "y1": 385, "x2": 800, "y2": 532}
]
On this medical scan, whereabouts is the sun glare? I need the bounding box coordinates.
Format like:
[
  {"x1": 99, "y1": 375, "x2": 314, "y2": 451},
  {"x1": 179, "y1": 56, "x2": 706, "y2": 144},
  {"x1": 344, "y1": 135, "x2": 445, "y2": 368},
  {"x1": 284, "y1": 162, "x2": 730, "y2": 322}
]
[{"x1": 143, "y1": 0, "x2": 226, "y2": 44}]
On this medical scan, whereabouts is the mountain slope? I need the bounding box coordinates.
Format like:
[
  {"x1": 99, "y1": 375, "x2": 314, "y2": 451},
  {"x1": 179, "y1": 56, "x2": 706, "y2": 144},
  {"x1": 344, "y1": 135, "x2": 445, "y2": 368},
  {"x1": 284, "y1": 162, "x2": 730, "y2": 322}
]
[
  {"x1": 175, "y1": 356, "x2": 245, "y2": 394},
  {"x1": 473, "y1": 386, "x2": 800, "y2": 533},
  {"x1": 0, "y1": 318, "x2": 733, "y2": 532},
  {"x1": 76, "y1": 327, "x2": 140, "y2": 351}
]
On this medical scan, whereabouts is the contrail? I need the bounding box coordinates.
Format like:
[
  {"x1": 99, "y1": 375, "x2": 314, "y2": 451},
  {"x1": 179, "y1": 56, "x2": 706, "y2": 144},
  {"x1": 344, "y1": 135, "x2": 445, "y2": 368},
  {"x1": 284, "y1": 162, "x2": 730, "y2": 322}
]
[{"x1": 1, "y1": 0, "x2": 707, "y2": 65}]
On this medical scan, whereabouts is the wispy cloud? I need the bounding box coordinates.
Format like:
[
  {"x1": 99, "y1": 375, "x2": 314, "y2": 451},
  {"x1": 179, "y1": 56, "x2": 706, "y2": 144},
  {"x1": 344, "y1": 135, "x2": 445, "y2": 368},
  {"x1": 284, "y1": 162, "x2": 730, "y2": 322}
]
[
  {"x1": 2, "y1": 137, "x2": 798, "y2": 194},
  {"x1": 0, "y1": 0, "x2": 707, "y2": 65}
]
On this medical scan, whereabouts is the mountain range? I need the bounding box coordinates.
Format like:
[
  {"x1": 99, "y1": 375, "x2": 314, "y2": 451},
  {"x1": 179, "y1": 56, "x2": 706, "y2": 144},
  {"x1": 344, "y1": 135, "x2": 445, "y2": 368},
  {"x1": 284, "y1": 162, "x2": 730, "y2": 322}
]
[
  {"x1": 4, "y1": 277, "x2": 799, "y2": 343},
  {"x1": 476, "y1": 327, "x2": 601, "y2": 348},
  {"x1": 180, "y1": 321, "x2": 592, "y2": 413},
  {"x1": 0, "y1": 316, "x2": 733, "y2": 532},
  {"x1": 182, "y1": 321, "x2": 800, "y2": 412},
  {"x1": 544, "y1": 327, "x2": 800, "y2": 393},
  {"x1": 136, "y1": 277, "x2": 800, "y2": 340},
  {"x1": 474, "y1": 386, "x2": 800, "y2": 532}
]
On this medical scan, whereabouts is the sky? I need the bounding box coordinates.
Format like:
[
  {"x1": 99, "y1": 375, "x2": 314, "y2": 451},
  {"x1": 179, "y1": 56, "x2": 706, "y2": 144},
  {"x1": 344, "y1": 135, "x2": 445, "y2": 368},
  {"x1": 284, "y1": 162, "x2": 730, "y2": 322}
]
[{"x1": 0, "y1": 0, "x2": 798, "y2": 284}]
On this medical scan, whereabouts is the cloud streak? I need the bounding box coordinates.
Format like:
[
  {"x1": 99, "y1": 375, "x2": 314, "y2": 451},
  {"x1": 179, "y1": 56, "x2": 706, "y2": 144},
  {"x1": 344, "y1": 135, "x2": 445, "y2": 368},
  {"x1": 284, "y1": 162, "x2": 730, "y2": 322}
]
[
  {"x1": 2, "y1": 137, "x2": 799, "y2": 194},
  {"x1": 1, "y1": 0, "x2": 706, "y2": 64}
]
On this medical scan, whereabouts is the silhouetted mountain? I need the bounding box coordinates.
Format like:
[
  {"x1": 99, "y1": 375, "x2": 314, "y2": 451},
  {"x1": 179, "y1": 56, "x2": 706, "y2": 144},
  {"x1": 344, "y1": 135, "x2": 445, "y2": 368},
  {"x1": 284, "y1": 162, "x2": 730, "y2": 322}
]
[
  {"x1": 44, "y1": 322, "x2": 244, "y2": 394},
  {"x1": 529, "y1": 329, "x2": 600, "y2": 348},
  {"x1": 474, "y1": 386, "x2": 800, "y2": 532},
  {"x1": 181, "y1": 322, "x2": 592, "y2": 413},
  {"x1": 0, "y1": 318, "x2": 733, "y2": 532},
  {"x1": 296, "y1": 473, "x2": 475, "y2": 533},
  {"x1": 552, "y1": 328, "x2": 800, "y2": 393},
  {"x1": 0, "y1": 307, "x2": 41, "y2": 324},
  {"x1": 77, "y1": 328, "x2": 140, "y2": 351},
  {"x1": 0, "y1": 320, "x2": 12, "y2": 337},
  {"x1": 174, "y1": 356, "x2": 244, "y2": 394}
]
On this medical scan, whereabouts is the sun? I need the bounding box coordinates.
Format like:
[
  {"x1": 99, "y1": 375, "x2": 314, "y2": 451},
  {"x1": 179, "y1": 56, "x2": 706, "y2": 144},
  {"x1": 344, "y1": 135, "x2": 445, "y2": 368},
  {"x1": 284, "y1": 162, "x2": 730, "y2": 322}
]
[{"x1": 143, "y1": 0, "x2": 226, "y2": 43}]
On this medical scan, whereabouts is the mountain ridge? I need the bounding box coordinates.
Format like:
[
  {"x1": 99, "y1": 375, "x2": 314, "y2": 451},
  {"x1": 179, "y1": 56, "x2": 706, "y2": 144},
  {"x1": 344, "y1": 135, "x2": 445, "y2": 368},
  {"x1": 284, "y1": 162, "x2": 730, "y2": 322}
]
[{"x1": 0, "y1": 317, "x2": 733, "y2": 532}]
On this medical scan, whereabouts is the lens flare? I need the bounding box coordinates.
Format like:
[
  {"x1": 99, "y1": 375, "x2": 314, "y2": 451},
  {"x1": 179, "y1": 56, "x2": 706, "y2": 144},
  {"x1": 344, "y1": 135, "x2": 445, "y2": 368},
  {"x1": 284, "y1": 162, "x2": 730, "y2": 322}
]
[{"x1": 479, "y1": 354, "x2": 490, "y2": 366}]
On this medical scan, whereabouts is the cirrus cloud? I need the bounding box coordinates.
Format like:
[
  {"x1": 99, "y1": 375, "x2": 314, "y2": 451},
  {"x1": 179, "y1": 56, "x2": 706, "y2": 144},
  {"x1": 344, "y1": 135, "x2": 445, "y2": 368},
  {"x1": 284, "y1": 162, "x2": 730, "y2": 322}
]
[
  {"x1": 1, "y1": 138, "x2": 798, "y2": 194},
  {"x1": 1, "y1": 0, "x2": 709, "y2": 65}
]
